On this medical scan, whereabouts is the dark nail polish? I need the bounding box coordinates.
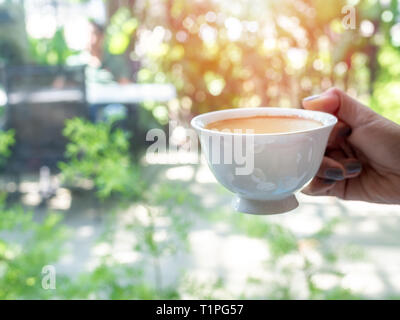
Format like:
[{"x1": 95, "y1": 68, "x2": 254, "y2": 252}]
[
  {"x1": 339, "y1": 127, "x2": 352, "y2": 137},
  {"x1": 345, "y1": 162, "x2": 362, "y2": 175},
  {"x1": 322, "y1": 178, "x2": 336, "y2": 185},
  {"x1": 303, "y1": 94, "x2": 320, "y2": 102},
  {"x1": 325, "y1": 168, "x2": 345, "y2": 181}
]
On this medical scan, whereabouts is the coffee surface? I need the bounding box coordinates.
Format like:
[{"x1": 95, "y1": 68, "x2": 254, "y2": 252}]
[{"x1": 205, "y1": 115, "x2": 322, "y2": 134}]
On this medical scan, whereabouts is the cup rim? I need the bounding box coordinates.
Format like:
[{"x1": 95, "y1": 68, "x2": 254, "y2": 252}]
[{"x1": 191, "y1": 107, "x2": 338, "y2": 137}]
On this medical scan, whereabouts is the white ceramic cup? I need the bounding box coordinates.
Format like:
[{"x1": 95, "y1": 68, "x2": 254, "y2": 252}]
[{"x1": 191, "y1": 107, "x2": 337, "y2": 215}]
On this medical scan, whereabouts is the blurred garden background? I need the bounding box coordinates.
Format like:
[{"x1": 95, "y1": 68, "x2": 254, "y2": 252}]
[{"x1": 0, "y1": 0, "x2": 400, "y2": 299}]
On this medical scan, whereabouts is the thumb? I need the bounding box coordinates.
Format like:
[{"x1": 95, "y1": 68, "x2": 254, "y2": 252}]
[{"x1": 302, "y1": 88, "x2": 378, "y2": 128}]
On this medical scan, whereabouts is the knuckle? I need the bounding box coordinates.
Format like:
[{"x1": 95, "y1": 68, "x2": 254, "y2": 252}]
[{"x1": 327, "y1": 87, "x2": 343, "y2": 96}]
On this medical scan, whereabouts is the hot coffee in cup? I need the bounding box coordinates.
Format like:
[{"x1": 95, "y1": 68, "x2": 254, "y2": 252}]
[
  {"x1": 205, "y1": 115, "x2": 323, "y2": 134},
  {"x1": 191, "y1": 108, "x2": 337, "y2": 215}
]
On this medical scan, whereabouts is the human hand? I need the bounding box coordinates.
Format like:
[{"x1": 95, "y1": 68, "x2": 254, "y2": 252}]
[{"x1": 302, "y1": 88, "x2": 400, "y2": 204}]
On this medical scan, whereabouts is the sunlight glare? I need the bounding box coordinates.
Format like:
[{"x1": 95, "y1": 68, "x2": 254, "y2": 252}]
[{"x1": 225, "y1": 17, "x2": 242, "y2": 41}]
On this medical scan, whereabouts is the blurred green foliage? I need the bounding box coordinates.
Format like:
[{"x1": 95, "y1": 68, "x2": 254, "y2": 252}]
[
  {"x1": 0, "y1": 130, "x2": 71, "y2": 299},
  {"x1": 59, "y1": 118, "x2": 142, "y2": 199},
  {"x1": 372, "y1": 43, "x2": 400, "y2": 123},
  {"x1": 0, "y1": 129, "x2": 14, "y2": 167},
  {"x1": 107, "y1": 7, "x2": 139, "y2": 55},
  {"x1": 0, "y1": 117, "x2": 194, "y2": 299},
  {"x1": 59, "y1": 118, "x2": 193, "y2": 298},
  {"x1": 60, "y1": 263, "x2": 179, "y2": 299},
  {"x1": 129, "y1": 0, "x2": 400, "y2": 123},
  {"x1": 29, "y1": 28, "x2": 77, "y2": 65},
  {"x1": 0, "y1": 196, "x2": 71, "y2": 299},
  {"x1": 5, "y1": 0, "x2": 399, "y2": 121},
  {"x1": 206, "y1": 208, "x2": 364, "y2": 299}
]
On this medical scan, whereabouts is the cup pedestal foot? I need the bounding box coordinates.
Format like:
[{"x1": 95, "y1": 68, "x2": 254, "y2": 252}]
[{"x1": 234, "y1": 195, "x2": 299, "y2": 215}]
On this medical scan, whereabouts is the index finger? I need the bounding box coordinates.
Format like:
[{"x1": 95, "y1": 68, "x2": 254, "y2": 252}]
[
  {"x1": 302, "y1": 92, "x2": 339, "y2": 114},
  {"x1": 302, "y1": 88, "x2": 378, "y2": 128}
]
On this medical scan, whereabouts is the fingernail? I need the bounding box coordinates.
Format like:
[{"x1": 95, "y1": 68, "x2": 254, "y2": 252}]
[
  {"x1": 325, "y1": 168, "x2": 345, "y2": 181},
  {"x1": 322, "y1": 178, "x2": 336, "y2": 185},
  {"x1": 303, "y1": 94, "x2": 321, "y2": 102},
  {"x1": 345, "y1": 162, "x2": 362, "y2": 175},
  {"x1": 339, "y1": 127, "x2": 352, "y2": 137}
]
